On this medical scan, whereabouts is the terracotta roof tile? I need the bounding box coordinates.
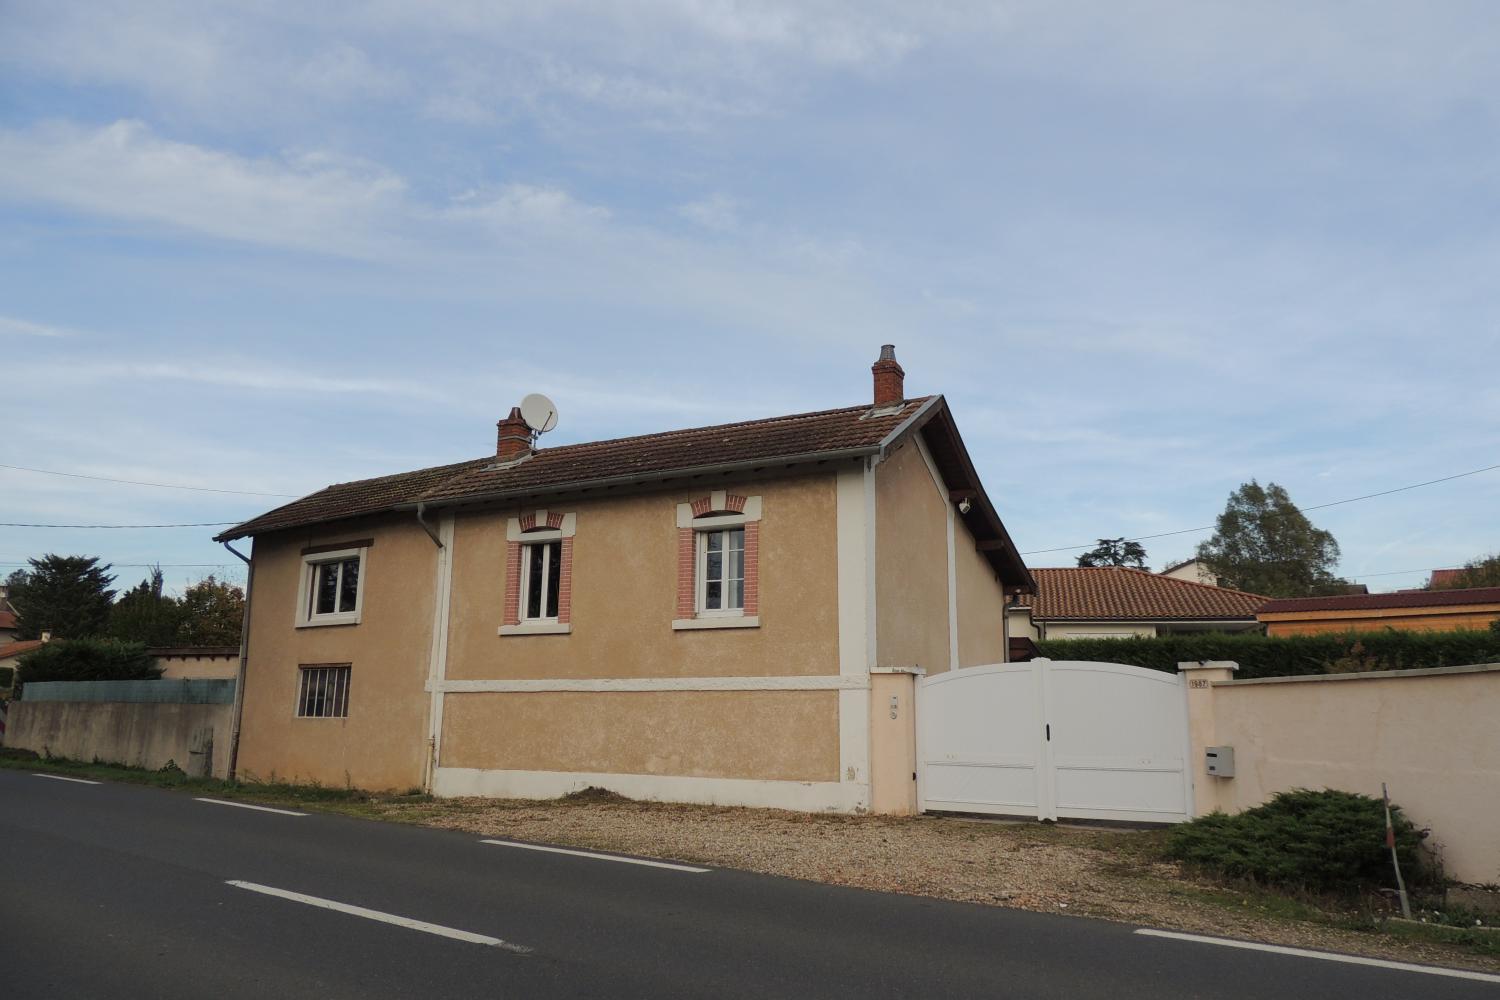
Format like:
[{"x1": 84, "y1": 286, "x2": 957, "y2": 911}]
[
  {"x1": 0, "y1": 638, "x2": 47, "y2": 660},
  {"x1": 217, "y1": 399, "x2": 931, "y2": 541},
  {"x1": 0, "y1": 609, "x2": 15, "y2": 630},
  {"x1": 1018, "y1": 567, "x2": 1266, "y2": 621},
  {"x1": 1259, "y1": 586, "x2": 1500, "y2": 615},
  {"x1": 1427, "y1": 569, "x2": 1465, "y2": 589}
]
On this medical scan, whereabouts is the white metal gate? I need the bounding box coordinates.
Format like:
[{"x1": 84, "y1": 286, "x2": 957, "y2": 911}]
[{"x1": 917, "y1": 659, "x2": 1193, "y2": 824}]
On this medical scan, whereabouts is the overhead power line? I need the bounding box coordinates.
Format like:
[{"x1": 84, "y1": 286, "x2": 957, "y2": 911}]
[
  {"x1": 0, "y1": 462, "x2": 300, "y2": 498},
  {"x1": 1021, "y1": 461, "x2": 1500, "y2": 556},
  {"x1": 0, "y1": 521, "x2": 236, "y2": 529}
]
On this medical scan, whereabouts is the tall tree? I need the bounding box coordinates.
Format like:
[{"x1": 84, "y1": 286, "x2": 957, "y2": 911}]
[
  {"x1": 1431, "y1": 553, "x2": 1500, "y2": 590},
  {"x1": 110, "y1": 567, "x2": 184, "y2": 645},
  {"x1": 1076, "y1": 537, "x2": 1148, "y2": 569},
  {"x1": 1195, "y1": 481, "x2": 1343, "y2": 597},
  {"x1": 8, "y1": 555, "x2": 116, "y2": 639},
  {"x1": 176, "y1": 575, "x2": 245, "y2": 645}
]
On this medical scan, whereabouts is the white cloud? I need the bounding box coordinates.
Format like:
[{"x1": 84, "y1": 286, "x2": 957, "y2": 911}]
[
  {"x1": 679, "y1": 194, "x2": 742, "y2": 232},
  {"x1": 0, "y1": 314, "x2": 75, "y2": 337},
  {"x1": 0, "y1": 120, "x2": 407, "y2": 257}
]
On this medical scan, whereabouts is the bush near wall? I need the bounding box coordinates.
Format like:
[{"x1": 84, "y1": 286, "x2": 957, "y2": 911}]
[
  {"x1": 1033, "y1": 629, "x2": 1500, "y2": 679},
  {"x1": 14, "y1": 638, "x2": 161, "y2": 695}
]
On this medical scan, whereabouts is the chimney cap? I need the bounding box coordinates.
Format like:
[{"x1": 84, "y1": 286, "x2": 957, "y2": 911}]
[{"x1": 878, "y1": 344, "x2": 897, "y2": 362}]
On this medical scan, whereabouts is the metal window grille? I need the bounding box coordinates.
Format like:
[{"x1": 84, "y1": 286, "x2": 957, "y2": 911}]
[{"x1": 296, "y1": 664, "x2": 351, "y2": 718}]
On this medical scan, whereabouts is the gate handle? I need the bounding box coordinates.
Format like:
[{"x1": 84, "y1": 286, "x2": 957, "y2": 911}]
[{"x1": 1046, "y1": 723, "x2": 1051, "y2": 741}]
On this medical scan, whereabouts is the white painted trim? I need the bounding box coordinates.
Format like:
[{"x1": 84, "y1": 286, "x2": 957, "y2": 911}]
[
  {"x1": 425, "y1": 515, "x2": 456, "y2": 788},
  {"x1": 225, "y1": 881, "x2": 531, "y2": 953},
  {"x1": 434, "y1": 767, "x2": 870, "y2": 812},
  {"x1": 195, "y1": 797, "x2": 307, "y2": 817},
  {"x1": 676, "y1": 495, "x2": 763, "y2": 528},
  {"x1": 32, "y1": 773, "x2": 99, "y2": 785},
  {"x1": 479, "y1": 840, "x2": 710, "y2": 873},
  {"x1": 432, "y1": 675, "x2": 869, "y2": 693},
  {"x1": 505, "y1": 511, "x2": 576, "y2": 541},
  {"x1": 835, "y1": 463, "x2": 873, "y2": 802},
  {"x1": 294, "y1": 546, "x2": 367, "y2": 628},
  {"x1": 1133, "y1": 929, "x2": 1500, "y2": 984},
  {"x1": 672, "y1": 615, "x2": 758, "y2": 631},
  {"x1": 911, "y1": 432, "x2": 949, "y2": 502},
  {"x1": 499, "y1": 621, "x2": 572, "y2": 636}
]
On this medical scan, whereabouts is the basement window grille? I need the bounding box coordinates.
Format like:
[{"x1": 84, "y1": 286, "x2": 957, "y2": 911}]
[{"x1": 296, "y1": 664, "x2": 351, "y2": 719}]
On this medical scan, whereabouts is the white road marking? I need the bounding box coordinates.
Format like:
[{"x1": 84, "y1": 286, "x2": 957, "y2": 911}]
[
  {"x1": 1134, "y1": 929, "x2": 1500, "y2": 984},
  {"x1": 32, "y1": 773, "x2": 100, "y2": 785},
  {"x1": 225, "y1": 881, "x2": 532, "y2": 954},
  {"x1": 480, "y1": 838, "x2": 710, "y2": 872},
  {"x1": 195, "y1": 797, "x2": 307, "y2": 817}
]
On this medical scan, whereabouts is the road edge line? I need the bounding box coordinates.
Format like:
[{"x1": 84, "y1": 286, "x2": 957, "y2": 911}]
[{"x1": 1134, "y1": 928, "x2": 1500, "y2": 984}]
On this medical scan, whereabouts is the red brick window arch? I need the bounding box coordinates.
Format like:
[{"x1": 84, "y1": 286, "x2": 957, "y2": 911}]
[
  {"x1": 674, "y1": 491, "x2": 762, "y2": 630},
  {"x1": 501, "y1": 510, "x2": 576, "y2": 636}
]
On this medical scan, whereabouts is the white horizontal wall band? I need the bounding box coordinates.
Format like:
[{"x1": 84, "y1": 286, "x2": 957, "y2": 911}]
[
  {"x1": 431, "y1": 675, "x2": 869, "y2": 693},
  {"x1": 226, "y1": 881, "x2": 531, "y2": 954},
  {"x1": 434, "y1": 767, "x2": 869, "y2": 812},
  {"x1": 1133, "y1": 929, "x2": 1500, "y2": 984},
  {"x1": 480, "y1": 839, "x2": 710, "y2": 872}
]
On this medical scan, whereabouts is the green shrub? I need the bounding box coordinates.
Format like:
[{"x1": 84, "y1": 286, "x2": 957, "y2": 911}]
[
  {"x1": 0, "y1": 666, "x2": 13, "y2": 690},
  {"x1": 1034, "y1": 628, "x2": 1500, "y2": 679},
  {"x1": 14, "y1": 638, "x2": 161, "y2": 693},
  {"x1": 1167, "y1": 789, "x2": 1426, "y2": 893}
]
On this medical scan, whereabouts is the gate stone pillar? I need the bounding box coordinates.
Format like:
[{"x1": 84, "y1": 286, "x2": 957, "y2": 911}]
[
  {"x1": 870, "y1": 667, "x2": 922, "y2": 815},
  {"x1": 1179, "y1": 661, "x2": 1237, "y2": 817}
]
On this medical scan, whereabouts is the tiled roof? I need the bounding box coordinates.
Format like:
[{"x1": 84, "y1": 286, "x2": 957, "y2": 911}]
[
  {"x1": 1017, "y1": 567, "x2": 1266, "y2": 621},
  {"x1": 0, "y1": 638, "x2": 47, "y2": 660},
  {"x1": 1259, "y1": 586, "x2": 1500, "y2": 615},
  {"x1": 1427, "y1": 569, "x2": 1465, "y2": 589},
  {"x1": 218, "y1": 399, "x2": 932, "y2": 541},
  {"x1": 0, "y1": 609, "x2": 15, "y2": 630}
]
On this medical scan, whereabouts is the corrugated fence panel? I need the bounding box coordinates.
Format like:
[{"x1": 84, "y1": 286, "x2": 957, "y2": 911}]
[{"x1": 20, "y1": 679, "x2": 236, "y2": 705}]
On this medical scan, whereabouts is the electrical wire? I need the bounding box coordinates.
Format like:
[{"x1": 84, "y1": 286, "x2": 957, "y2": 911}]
[
  {"x1": 0, "y1": 521, "x2": 236, "y2": 529},
  {"x1": 0, "y1": 462, "x2": 299, "y2": 498},
  {"x1": 1020, "y1": 461, "x2": 1500, "y2": 556}
]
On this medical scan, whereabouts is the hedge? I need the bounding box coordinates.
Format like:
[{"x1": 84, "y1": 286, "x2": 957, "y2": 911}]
[
  {"x1": 14, "y1": 638, "x2": 162, "y2": 695},
  {"x1": 1033, "y1": 628, "x2": 1500, "y2": 679}
]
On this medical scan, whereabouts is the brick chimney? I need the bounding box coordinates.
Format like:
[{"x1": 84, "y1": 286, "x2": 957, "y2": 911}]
[
  {"x1": 496, "y1": 406, "x2": 532, "y2": 462},
  {"x1": 871, "y1": 344, "x2": 905, "y2": 406}
]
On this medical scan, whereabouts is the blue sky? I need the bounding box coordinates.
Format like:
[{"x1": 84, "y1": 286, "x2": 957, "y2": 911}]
[{"x1": 1, "y1": 1, "x2": 1497, "y2": 596}]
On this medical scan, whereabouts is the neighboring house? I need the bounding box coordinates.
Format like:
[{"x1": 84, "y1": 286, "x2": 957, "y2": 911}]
[
  {"x1": 216, "y1": 347, "x2": 1035, "y2": 813},
  {"x1": 1008, "y1": 566, "x2": 1265, "y2": 642},
  {"x1": 150, "y1": 646, "x2": 241, "y2": 680},
  {"x1": 0, "y1": 608, "x2": 17, "y2": 646},
  {"x1": 1427, "y1": 568, "x2": 1465, "y2": 589},
  {"x1": 1158, "y1": 558, "x2": 1221, "y2": 588},
  {"x1": 1258, "y1": 586, "x2": 1500, "y2": 636},
  {"x1": 0, "y1": 638, "x2": 46, "y2": 683}
]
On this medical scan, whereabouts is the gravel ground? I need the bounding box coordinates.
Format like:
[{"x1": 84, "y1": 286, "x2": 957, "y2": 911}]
[{"x1": 366, "y1": 791, "x2": 1500, "y2": 974}]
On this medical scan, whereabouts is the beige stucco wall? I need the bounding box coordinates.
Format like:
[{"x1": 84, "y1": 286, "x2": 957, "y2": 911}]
[
  {"x1": 237, "y1": 516, "x2": 438, "y2": 791},
  {"x1": 444, "y1": 475, "x2": 840, "y2": 681},
  {"x1": 156, "y1": 654, "x2": 240, "y2": 680},
  {"x1": 874, "y1": 439, "x2": 951, "y2": 675},
  {"x1": 953, "y1": 520, "x2": 1006, "y2": 668},
  {"x1": 441, "y1": 689, "x2": 838, "y2": 782},
  {"x1": 1188, "y1": 665, "x2": 1500, "y2": 885},
  {"x1": 7, "y1": 700, "x2": 232, "y2": 777},
  {"x1": 1042, "y1": 622, "x2": 1159, "y2": 640}
]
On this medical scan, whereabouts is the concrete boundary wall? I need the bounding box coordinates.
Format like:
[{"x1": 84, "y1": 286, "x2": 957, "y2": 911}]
[
  {"x1": 1184, "y1": 661, "x2": 1500, "y2": 884},
  {"x1": 5, "y1": 699, "x2": 232, "y2": 777}
]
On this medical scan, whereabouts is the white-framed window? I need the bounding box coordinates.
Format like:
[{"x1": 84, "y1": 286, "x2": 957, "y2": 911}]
[
  {"x1": 296, "y1": 664, "x2": 351, "y2": 718},
  {"x1": 696, "y1": 527, "x2": 745, "y2": 614},
  {"x1": 295, "y1": 546, "x2": 367, "y2": 628},
  {"x1": 521, "y1": 539, "x2": 563, "y2": 621}
]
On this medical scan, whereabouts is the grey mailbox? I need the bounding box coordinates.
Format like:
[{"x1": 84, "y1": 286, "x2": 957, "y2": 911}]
[{"x1": 1205, "y1": 746, "x2": 1235, "y2": 778}]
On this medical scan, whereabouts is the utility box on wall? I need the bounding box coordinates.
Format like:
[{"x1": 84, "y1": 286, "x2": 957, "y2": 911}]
[{"x1": 1205, "y1": 746, "x2": 1235, "y2": 778}]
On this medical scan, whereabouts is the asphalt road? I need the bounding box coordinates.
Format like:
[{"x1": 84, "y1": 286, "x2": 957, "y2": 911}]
[{"x1": 2, "y1": 770, "x2": 1494, "y2": 999}]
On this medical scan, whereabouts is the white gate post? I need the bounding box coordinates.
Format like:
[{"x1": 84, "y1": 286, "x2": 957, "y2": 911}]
[{"x1": 1178, "y1": 660, "x2": 1238, "y2": 818}]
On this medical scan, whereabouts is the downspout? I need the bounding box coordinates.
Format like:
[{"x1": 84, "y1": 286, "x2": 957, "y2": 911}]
[
  {"x1": 415, "y1": 501, "x2": 444, "y2": 549},
  {"x1": 223, "y1": 540, "x2": 254, "y2": 782}
]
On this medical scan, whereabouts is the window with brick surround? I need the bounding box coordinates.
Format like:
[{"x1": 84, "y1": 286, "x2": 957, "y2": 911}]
[
  {"x1": 501, "y1": 510, "x2": 575, "y2": 636},
  {"x1": 675, "y1": 491, "x2": 761, "y2": 630}
]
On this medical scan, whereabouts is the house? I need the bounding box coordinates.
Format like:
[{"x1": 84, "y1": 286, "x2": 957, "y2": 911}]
[
  {"x1": 1427, "y1": 568, "x2": 1465, "y2": 589},
  {"x1": 150, "y1": 646, "x2": 241, "y2": 680},
  {"x1": 1007, "y1": 566, "x2": 1265, "y2": 642},
  {"x1": 216, "y1": 347, "x2": 1034, "y2": 813},
  {"x1": 1257, "y1": 586, "x2": 1500, "y2": 636},
  {"x1": 1158, "y1": 558, "x2": 1221, "y2": 587},
  {"x1": 0, "y1": 608, "x2": 17, "y2": 647}
]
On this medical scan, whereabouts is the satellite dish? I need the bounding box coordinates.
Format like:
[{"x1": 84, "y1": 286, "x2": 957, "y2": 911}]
[{"x1": 519, "y1": 393, "x2": 559, "y2": 434}]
